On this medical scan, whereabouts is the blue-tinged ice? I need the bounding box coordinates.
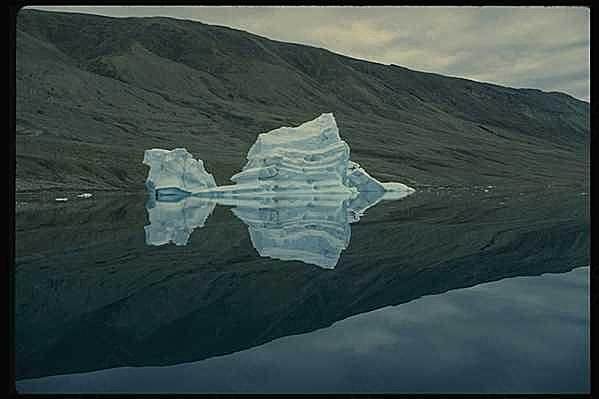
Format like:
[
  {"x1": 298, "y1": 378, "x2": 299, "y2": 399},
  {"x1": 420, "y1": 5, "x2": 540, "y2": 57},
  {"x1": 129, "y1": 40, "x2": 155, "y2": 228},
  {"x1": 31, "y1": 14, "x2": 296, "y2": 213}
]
[
  {"x1": 143, "y1": 148, "x2": 216, "y2": 197},
  {"x1": 230, "y1": 113, "x2": 352, "y2": 196}
]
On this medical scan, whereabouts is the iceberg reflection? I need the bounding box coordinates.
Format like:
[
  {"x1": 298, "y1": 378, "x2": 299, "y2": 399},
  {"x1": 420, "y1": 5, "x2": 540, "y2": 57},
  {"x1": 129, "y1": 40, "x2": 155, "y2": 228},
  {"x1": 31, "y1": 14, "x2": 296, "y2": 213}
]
[
  {"x1": 145, "y1": 196, "x2": 216, "y2": 247},
  {"x1": 144, "y1": 191, "x2": 410, "y2": 269},
  {"x1": 143, "y1": 113, "x2": 415, "y2": 268}
]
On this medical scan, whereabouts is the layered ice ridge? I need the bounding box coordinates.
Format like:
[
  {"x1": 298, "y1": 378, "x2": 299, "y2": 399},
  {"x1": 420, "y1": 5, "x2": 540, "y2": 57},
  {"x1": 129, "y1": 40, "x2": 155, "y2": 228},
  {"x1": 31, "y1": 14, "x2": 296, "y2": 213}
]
[{"x1": 230, "y1": 113, "x2": 352, "y2": 196}]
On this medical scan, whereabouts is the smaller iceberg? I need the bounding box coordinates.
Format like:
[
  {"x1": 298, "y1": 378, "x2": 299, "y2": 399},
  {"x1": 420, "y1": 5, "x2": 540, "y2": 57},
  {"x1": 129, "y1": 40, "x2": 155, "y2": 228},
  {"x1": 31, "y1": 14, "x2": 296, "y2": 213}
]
[{"x1": 143, "y1": 148, "x2": 216, "y2": 199}]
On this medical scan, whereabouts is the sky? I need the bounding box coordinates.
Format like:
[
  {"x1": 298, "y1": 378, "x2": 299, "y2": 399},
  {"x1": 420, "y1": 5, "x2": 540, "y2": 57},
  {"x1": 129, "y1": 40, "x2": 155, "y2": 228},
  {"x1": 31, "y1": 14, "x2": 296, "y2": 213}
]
[{"x1": 27, "y1": 6, "x2": 590, "y2": 102}]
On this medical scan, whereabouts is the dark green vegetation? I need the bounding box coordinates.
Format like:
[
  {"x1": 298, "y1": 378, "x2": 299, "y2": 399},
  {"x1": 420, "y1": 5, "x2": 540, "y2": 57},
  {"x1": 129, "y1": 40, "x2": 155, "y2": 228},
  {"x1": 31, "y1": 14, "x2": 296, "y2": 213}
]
[
  {"x1": 16, "y1": 9, "x2": 589, "y2": 193},
  {"x1": 15, "y1": 188, "x2": 589, "y2": 379}
]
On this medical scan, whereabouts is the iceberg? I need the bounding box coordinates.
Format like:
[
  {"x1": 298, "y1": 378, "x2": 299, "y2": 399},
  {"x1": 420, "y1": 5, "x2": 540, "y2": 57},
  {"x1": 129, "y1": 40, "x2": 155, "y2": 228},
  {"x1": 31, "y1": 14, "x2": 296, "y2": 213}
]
[
  {"x1": 229, "y1": 113, "x2": 353, "y2": 196},
  {"x1": 142, "y1": 113, "x2": 415, "y2": 268},
  {"x1": 143, "y1": 148, "x2": 216, "y2": 199},
  {"x1": 143, "y1": 113, "x2": 415, "y2": 200}
]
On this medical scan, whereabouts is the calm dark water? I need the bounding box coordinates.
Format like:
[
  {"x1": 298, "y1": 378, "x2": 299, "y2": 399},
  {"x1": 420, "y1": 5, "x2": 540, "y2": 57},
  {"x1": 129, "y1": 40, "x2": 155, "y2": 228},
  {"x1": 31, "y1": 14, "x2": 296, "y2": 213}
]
[{"x1": 14, "y1": 188, "x2": 590, "y2": 393}]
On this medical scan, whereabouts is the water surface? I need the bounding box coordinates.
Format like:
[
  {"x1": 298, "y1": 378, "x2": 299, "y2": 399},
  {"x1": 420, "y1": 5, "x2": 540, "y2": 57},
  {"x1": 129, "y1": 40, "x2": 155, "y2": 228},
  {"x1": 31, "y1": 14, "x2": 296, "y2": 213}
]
[{"x1": 14, "y1": 187, "x2": 590, "y2": 393}]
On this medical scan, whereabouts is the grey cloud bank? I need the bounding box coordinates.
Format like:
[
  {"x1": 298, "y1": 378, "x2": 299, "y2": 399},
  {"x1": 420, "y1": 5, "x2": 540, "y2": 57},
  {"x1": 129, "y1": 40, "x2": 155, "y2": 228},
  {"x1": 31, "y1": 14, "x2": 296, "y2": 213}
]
[{"x1": 26, "y1": 6, "x2": 590, "y2": 101}]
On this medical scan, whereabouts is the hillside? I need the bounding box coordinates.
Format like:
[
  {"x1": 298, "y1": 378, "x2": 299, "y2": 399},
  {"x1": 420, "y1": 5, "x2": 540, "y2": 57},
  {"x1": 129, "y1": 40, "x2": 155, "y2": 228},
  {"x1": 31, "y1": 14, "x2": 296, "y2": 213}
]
[{"x1": 15, "y1": 9, "x2": 590, "y2": 193}]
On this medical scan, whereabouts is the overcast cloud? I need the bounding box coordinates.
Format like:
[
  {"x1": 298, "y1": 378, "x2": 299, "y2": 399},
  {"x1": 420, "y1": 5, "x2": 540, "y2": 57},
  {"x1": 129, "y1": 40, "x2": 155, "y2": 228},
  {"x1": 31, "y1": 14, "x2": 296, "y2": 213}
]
[{"x1": 26, "y1": 6, "x2": 590, "y2": 101}]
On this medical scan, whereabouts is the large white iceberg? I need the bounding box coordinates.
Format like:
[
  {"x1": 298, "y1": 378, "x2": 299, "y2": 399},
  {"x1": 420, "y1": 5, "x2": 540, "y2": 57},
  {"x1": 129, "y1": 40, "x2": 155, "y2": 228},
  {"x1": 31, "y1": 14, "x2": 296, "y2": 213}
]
[{"x1": 143, "y1": 113, "x2": 415, "y2": 201}]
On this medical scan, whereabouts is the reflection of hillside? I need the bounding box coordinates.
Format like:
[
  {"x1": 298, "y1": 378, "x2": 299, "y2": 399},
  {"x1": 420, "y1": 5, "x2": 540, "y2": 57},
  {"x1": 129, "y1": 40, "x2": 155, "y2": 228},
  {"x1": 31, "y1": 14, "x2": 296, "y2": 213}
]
[{"x1": 15, "y1": 190, "x2": 589, "y2": 380}]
